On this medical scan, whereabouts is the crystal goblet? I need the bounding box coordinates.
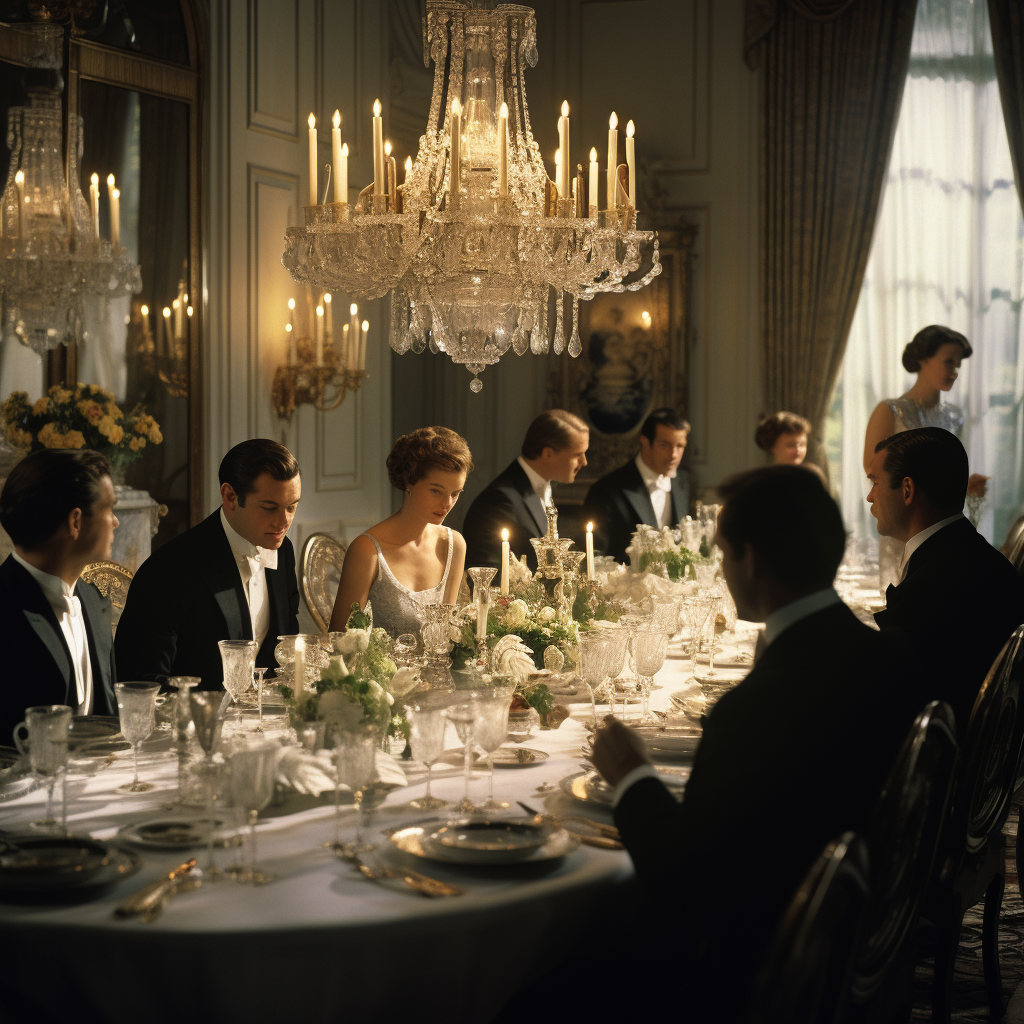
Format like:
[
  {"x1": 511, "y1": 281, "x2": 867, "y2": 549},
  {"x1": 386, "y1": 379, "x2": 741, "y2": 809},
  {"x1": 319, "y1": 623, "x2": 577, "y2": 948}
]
[
  {"x1": 189, "y1": 691, "x2": 229, "y2": 878},
  {"x1": 219, "y1": 639, "x2": 259, "y2": 728},
  {"x1": 473, "y1": 685, "x2": 515, "y2": 811},
  {"x1": 600, "y1": 628, "x2": 630, "y2": 719},
  {"x1": 115, "y1": 682, "x2": 160, "y2": 792},
  {"x1": 13, "y1": 704, "x2": 71, "y2": 832},
  {"x1": 332, "y1": 724, "x2": 377, "y2": 854},
  {"x1": 445, "y1": 701, "x2": 481, "y2": 814},
  {"x1": 406, "y1": 701, "x2": 450, "y2": 811},
  {"x1": 228, "y1": 742, "x2": 278, "y2": 883},
  {"x1": 253, "y1": 667, "x2": 269, "y2": 733},
  {"x1": 633, "y1": 631, "x2": 668, "y2": 725},
  {"x1": 577, "y1": 633, "x2": 611, "y2": 726}
]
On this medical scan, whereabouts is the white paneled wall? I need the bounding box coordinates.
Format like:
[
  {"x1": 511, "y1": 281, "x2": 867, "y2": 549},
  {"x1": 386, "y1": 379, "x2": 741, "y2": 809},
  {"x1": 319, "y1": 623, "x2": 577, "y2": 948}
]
[{"x1": 205, "y1": 0, "x2": 392, "y2": 550}]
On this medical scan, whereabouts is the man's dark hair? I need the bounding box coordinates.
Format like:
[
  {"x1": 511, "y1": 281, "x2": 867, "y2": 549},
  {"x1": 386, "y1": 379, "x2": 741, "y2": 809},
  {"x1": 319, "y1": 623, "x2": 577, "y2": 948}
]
[
  {"x1": 640, "y1": 407, "x2": 691, "y2": 444},
  {"x1": 718, "y1": 466, "x2": 846, "y2": 591},
  {"x1": 218, "y1": 439, "x2": 300, "y2": 506},
  {"x1": 874, "y1": 427, "x2": 968, "y2": 517},
  {"x1": 521, "y1": 410, "x2": 588, "y2": 460},
  {"x1": 0, "y1": 448, "x2": 111, "y2": 549}
]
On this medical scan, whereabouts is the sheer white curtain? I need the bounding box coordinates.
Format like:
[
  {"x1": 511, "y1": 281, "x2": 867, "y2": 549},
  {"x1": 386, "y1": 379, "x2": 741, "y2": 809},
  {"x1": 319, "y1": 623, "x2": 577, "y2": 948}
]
[{"x1": 831, "y1": 0, "x2": 1024, "y2": 546}]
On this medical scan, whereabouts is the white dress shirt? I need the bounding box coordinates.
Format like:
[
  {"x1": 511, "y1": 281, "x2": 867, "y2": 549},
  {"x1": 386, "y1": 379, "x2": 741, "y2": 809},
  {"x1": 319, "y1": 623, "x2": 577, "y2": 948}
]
[
  {"x1": 893, "y1": 513, "x2": 964, "y2": 585},
  {"x1": 612, "y1": 586, "x2": 842, "y2": 807},
  {"x1": 635, "y1": 453, "x2": 674, "y2": 529},
  {"x1": 14, "y1": 552, "x2": 93, "y2": 714},
  {"x1": 517, "y1": 456, "x2": 553, "y2": 508},
  {"x1": 220, "y1": 509, "x2": 277, "y2": 649}
]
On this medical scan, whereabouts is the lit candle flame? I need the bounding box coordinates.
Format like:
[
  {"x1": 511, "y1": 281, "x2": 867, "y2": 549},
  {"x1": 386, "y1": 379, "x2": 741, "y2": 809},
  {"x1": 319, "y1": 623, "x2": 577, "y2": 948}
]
[
  {"x1": 285, "y1": 323, "x2": 292, "y2": 333},
  {"x1": 350, "y1": 303, "x2": 358, "y2": 316},
  {"x1": 172, "y1": 299, "x2": 180, "y2": 310},
  {"x1": 162, "y1": 307, "x2": 171, "y2": 319},
  {"x1": 451, "y1": 97, "x2": 462, "y2": 116},
  {"x1": 308, "y1": 112, "x2": 316, "y2": 129},
  {"x1": 333, "y1": 109, "x2": 341, "y2": 129},
  {"x1": 361, "y1": 320, "x2": 369, "y2": 331},
  {"x1": 404, "y1": 156, "x2": 412, "y2": 174},
  {"x1": 587, "y1": 521, "x2": 593, "y2": 532},
  {"x1": 626, "y1": 119, "x2": 635, "y2": 138},
  {"x1": 324, "y1": 293, "x2": 332, "y2": 304},
  {"x1": 316, "y1": 305, "x2": 323, "y2": 317},
  {"x1": 112, "y1": 188, "x2": 120, "y2": 199},
  {"x1": 561, "y1": 100, "x2": 569, "y2": 117},
  {"x1": 384, "y1": 140, "x2": 392, "y2": 157},
  {"x1": 609, "y1": 111, "x2": 618, "y2": 130},
  {"x1": 499, "y1": 101, "x2": 509, "y2": 119},
  {"x1": 341, "y1": 142, "x2": 349, "y2": 157},
  {"x1": 186, "y1": 305, "x2": 193, "y2": 316},
  {"x1": 590, "y1": 147, "x2": 598, "y2": 161},
  {"x1": 90, "y1": 172, "x2": 99, "y2": 187},
  {"x1": 14, "y1": 170, "x2": 23, "y2": 186},
  {"x1": 373, "y1": 98, "x2": 382, "y2": 117},
  {"x1": 502, "y1": 528, "x2": 509, "y2": 541},
  {"x1": 140, "y1": 304, "x2": 149, "y2": 316},
  {"x1": 287, "y1": 298, "x2": 296, "y2": 311},
  {"x1": 107, "y1": 173, "x2": 115, "y2": 187}
]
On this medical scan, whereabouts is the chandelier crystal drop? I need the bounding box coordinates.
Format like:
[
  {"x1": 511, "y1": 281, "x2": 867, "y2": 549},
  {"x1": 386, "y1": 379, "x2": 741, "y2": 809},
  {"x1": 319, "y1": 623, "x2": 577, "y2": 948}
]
[
  {"x1": 1, "y1": 23, "x2": 141, "y2": 355},
  {"x1": 282, "y1": 1, "x2": 660, "y2": 391}
]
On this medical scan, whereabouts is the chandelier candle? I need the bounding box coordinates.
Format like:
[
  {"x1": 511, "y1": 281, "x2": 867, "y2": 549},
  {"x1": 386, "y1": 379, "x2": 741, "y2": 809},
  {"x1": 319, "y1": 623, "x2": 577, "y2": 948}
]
[
  {"x1": 498, "y1": 102, "x2": 509, "y2": 195},
  {"x1": 341, "y1": 323, "x2": 349, "y2": 368},
  {"x1": 373, "y1": 99, "x2": 384, "y2": 197},
  {"x1": 558, "y1": 101, "x2": 570, "y2": 200},
  {"x1": 626, "y1": 120, "x2": 636, "y2": 207},
  {"x1": 161, "y1": 306, "x2": 171, "y2": 358},
  {"x1": 324, "y1": 292, "x2": 333, "y2": 343},
  {"x1": 332, "y1": 111, "x2": 344, "y2": 203},
  {"x1": 349, "y1": 303, "x2": 359, "y2": 354},
  {"x1": 607, "y1": 112, "x2": 618, "y2": 210},
  {"x1": 360, "y1": 320, "x2": 368, "y2": 373},
  {"x1": 450, "y1": 98, "x2": 462, "y2": 202},
  {"x1": 308, "y1": 114, "x2": 317, "y2": 205},
  {"x1": 589, "y1": 148, "x2": 599, "y2": 214},
  {"x1": 315, "y1": 303, "x2": 324, "y2": 365},
  {"x1": 340, "y1": 143, "x2": 349, "y2": 203},
  {"x1": 14, "y1": 170, "x2": 23, "y2": 240},
  {"x1": 501, "y1": 529, "x2": 510, "y2": 594},
  {"x1": 287, "y1": 297, "x2": 296, "y2": 365},
  {"x1": 111, "y1": 188, "x2": 121, "y2": 247}
]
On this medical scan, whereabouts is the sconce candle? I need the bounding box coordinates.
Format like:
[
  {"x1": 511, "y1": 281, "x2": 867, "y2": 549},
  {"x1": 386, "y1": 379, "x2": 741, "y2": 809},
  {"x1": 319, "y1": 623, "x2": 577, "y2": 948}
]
[
  {"x1": 349, "y1": 303, "x2": 359, "y2": 355},
  {"x1": 308, "y1": 113, "x2": 318, "y2": 205},
  {"x1": 360, "y1": 320, "x2": 369, "y2": 374},
  {"x1": 161, "y1": 306, "x2": 171, "y2": 358},
  {"x1": 315, "y1": 304, "x2": 324, "y2": 366},
  {"x1": 323, "y1": 292, "x2": 332, "y2": 342},
  {"x1": 89, "y1": 173, "x2": 100, "y2": 242},
  {"x1": 373, "y1": 99, "x2": 384, "y2": 197},
  {"x1": 498, "y1": 102, "x2": 509, "y2": 196},
  {"x1": 110, "y1": 188, "x2": 120, "y2": 247},
  {"x1": 589, "y1": 148, "x2": 599, "y2": 213},
  {"x1": 626, "y1": 120, "x2": 636, "y2": 207},
  {"x1": 331, "y1": 111, "x2": 344, "y2": 203},
  {"x1": 449, "y1": 98, "x2": 462, "y2": 201},
  {"x1": 14, "y1": 170, "x2": 24, "y2": 240},
  {"x1": 557, "y1": 101, "x2": 569, "y2": 200},
  {"x1": 607, "y1": 112, "x2": 618, "y2": 210}
]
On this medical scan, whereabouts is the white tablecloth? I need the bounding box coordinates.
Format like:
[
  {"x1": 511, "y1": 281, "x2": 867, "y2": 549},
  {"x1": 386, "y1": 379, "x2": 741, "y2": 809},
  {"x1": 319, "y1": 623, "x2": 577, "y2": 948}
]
[{"x1": 0, "y1": 649, "x2": 720, "y2": 1024}]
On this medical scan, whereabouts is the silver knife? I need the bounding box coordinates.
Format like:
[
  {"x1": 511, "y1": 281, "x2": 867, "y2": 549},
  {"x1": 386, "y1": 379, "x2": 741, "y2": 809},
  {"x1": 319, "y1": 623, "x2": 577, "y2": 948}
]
[{"x1": 114, "y1": 858, "x2": 196, "y2": 918}]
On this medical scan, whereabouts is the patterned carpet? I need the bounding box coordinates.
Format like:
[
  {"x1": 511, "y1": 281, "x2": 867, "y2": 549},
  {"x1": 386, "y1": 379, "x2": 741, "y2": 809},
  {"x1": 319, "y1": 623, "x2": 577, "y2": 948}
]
[{"x1": 909, "y1": 809, "x2": 1024, "y2": 1022}]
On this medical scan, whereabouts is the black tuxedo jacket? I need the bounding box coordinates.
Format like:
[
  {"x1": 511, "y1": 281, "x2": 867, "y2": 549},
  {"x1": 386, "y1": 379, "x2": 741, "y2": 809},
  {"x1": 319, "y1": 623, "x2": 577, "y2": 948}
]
[
  {"x1": 114, "y1": 510, "x2": 299, "y2": 689},
  {"x1": 874, "y1": 515, "x2": 1024, "y2": 733},
  {"x1": 614, "y1": 603, "x2": 922, "y2": 1022},
  {"x1": 582, "y1": 459, "x2": 690, "y2": 563},
  {"x1": 462, "y1": 460, "x2": 549, "y2": 571},
  {"x1": 0, "y1": 555, "x2": 117, "y2": 745}
]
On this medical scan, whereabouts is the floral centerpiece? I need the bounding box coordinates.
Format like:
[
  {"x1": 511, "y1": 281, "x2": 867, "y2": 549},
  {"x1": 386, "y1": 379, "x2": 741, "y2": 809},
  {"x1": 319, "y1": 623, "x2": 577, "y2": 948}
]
[
  {"x1": 626, "y1": 524, "x2": 699, "y2": 581},
  {"x1": 278, "y1": 605, "x2": 419, "y2": 748},
  {"x1": 2, "y1": 384, "x2": 162, "y2": 481}
]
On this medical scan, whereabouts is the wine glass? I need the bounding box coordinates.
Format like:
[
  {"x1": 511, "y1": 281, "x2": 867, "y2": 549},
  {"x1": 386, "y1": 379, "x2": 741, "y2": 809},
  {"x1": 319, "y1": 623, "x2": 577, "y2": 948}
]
[
  {"x1": 601, "y1": 629, "x2": 630, "y2": 720},
  {"x1": 228, "y1": 742, "x2": 278, "y2": 884},
  {"x1": 445, "y1": 701, "x2": 480, "y2": 813},
  {"x1": 406, "y1": 702, "x2": 450, "y2": 811},
  {"x1": 577, "y1": 634, "x2": 610, "y2": 726},
  {"x1": 474, "y1": 686, "x2": 515, "y2": 811},
  {"x1": 189, "y1": 691, "x2": 228, "y2": 878},
  {"x1": 253, "y1": 667, "x2": 269, "y2": 733},
  {"x1": 115, "y1": 682, "x2": 161, "y2": 792},
  {"x1": 632, "y1": 631, "x2": 668, "y2": 725},
  {"x1": 333, "y1": 725, "x2": 377, "y2": 854},
  {"x1": 219, "y1": 640, "x2": 259, "y2": 728},
  {"x1": 13, "y1": 705, "x2": 71, "y2": 832},
  {"x1": 695, "y1": 587, "x2": 727, "y2": 683}
]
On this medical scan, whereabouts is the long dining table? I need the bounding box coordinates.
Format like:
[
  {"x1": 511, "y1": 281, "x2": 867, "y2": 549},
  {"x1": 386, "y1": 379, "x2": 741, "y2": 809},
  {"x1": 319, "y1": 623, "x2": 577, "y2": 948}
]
[{"x1": 0, "y1": 571, "x2": 898, "y2": 1024}]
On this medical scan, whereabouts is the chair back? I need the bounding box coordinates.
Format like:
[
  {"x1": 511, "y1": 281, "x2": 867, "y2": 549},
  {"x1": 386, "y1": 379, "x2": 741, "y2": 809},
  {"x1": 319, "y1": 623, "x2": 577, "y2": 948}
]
[
  {"x1": 749, "y1": 832, "x2": 870, "y2": 1024},
  {"x1": 457, "y1": 570, "x2": 471, "y2": 608},
  {"x1": 850, "y1": 700, "x2": 959, "y2": 1004},
  {"x1": 80, "y1": 560, "x2": 134, "y2": 636},
  {"x1": 951, "y1": 625, "x2": 1024, "y2": 866},
  {"x1": 1002, "y1": 514, "x2": 1024, "y2": 577},
  {"x1": 300, "y1": 532, "x2": 347, "y2": 632}
]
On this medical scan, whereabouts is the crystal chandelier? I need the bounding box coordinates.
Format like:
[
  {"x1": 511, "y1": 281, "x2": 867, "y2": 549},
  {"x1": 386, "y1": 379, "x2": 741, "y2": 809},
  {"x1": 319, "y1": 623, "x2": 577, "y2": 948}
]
[
  {"x1": 1, "y1": 23, "x2": 141, "y2": 355},
  {"x1": 282, "y1": 1, "x2": 661, "y2": 391}
]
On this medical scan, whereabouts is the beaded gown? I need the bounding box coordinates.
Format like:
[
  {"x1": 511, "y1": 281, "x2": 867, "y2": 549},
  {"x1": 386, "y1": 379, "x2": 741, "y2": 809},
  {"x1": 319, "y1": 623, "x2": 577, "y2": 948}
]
[
  {"x1": 363, "y1": 528, "x2": 454, "y2": 638},
  {"x1": 877, "y1": 396, "x2": 964, "y2": 591}
]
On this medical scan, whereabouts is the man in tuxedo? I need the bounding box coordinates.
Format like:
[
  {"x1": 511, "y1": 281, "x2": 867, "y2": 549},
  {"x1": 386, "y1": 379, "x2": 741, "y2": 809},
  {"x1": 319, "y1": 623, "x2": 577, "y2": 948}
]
[
  {"x1": 582, "y1": 407, "x2": 690, "y2": 563},
  {"x1": 0, "y1": 449, "x2": 119, "y2": 744},
  {"x1": 116, "y1": 439, "x2": 301, "y2": 688},
  {"x1": 462, "y1": 409, "x2": 588, "y2": 571},
  {"x1": 868, "y1": 426, "x2": 1024, "y2": 732},
  {"x1": 590, "y1": 466, "x2": 921, "y2": 1022}
]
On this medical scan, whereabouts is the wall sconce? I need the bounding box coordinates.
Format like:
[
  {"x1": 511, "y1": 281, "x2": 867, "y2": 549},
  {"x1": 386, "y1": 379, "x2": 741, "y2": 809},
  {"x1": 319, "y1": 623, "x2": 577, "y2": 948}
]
[
  {"x1": 272, "y1": 288, "x2": 368, "y2": 420},
  {"x1": 134, "y1": 274, "x2": 190, "y2": 398}
]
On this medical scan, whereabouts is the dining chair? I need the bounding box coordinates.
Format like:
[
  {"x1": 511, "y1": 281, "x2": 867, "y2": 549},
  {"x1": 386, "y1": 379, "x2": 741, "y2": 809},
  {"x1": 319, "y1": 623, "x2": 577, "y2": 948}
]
[
  {"x1": 299, "y1": 532, "x2": 347, "y2": 632},
  {"x1": 921, "y1": 624, "x2": 1024, "y2": 1023},
  {"x1": 847, "y1": 700, "x2": 959, "y2": 1023},
  {"x1": 748, "y1": 832, "x2": 870, "y2": 1024},
  {"x1": 80, "y1": 559, "x2": 134, "y2": 637},
  {"x1": 1001, "y1": 515, "x2": 1024, "y2": 578}
]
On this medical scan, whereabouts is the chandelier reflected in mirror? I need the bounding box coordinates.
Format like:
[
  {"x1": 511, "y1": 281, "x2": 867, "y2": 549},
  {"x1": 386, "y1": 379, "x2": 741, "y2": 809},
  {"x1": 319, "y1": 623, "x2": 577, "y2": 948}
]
[
  {"x1": 282, "y1": 1, "x2": 660, "y2": 391},
  {"x1": 0, "y1": 22, "x2": 141, "y2": 355}
]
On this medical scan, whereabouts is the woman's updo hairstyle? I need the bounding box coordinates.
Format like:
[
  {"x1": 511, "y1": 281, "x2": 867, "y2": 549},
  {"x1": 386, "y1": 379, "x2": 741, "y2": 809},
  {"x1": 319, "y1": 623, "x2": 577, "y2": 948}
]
[
  {"x1": 902, "y1": 325, "x2": 972, "y2": 373},
  {"x1": 387, "y1": 426, "x2": 474, "y2": 491},
  {"x1": 754, "y1": 411, "x2": 811, "y2": 452}
]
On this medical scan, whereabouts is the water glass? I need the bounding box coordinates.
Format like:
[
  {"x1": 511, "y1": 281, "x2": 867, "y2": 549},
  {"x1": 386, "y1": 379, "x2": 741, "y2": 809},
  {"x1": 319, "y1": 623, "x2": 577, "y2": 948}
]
[
  {"x1": 13, "y1": 704, "x2": 71, "y2": 832},
  {"x1": 333, "y1": 726, "x2": 377, "y2": 853},
  {"x1": 577, "y1": 634, "x2": 610, "y2": 726},
  {"x1": 632, "y1": 631, "x2": 668, "y2": 724},
  {"x1": 189, "y1": 691, "x2": 229, "y2": 877},
  {"x1": 219, "y1": 640, "x2": 259, "y2": 726},
  {"x1": 115, "y1": 682, "x2": 160, "y2": 792},
  {"x1": 406, "y1": 702, "x2": 450, "y2": 811},
  {"x1": 228, "y1": 742, "x2": 278, "y2": 883},
  {"x1": 445, "y1": 702, "x2": 480, "y2": 813},
  {"x1": 253, "y1": 667, "x2": 269, "y2": 733},
  {"x1": 473, "y1": 687, "x2": 515, "y2": 811}
]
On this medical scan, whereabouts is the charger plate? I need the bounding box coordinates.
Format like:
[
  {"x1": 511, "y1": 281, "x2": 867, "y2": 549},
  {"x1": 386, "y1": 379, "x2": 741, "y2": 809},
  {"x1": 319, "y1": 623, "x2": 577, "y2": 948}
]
[{"x1": 391, "y1": 821, "x2": 579, "y2": 865}]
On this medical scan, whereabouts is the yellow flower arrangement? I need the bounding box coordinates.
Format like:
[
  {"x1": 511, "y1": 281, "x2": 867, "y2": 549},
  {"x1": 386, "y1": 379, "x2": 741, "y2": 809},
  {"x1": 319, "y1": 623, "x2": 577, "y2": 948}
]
[{"x1": 1, "y1": 383, "x2": 162, "y2": 479}]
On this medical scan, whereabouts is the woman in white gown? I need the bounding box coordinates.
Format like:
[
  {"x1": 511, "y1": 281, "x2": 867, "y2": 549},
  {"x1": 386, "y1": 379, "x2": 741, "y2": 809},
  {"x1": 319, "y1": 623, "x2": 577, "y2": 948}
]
[
  {"x1": 863, "y1": 325, "x2": 988, "y2": 589},
  {"x1": 329, "y1": 427, "x2": 472, "y2": 638}
]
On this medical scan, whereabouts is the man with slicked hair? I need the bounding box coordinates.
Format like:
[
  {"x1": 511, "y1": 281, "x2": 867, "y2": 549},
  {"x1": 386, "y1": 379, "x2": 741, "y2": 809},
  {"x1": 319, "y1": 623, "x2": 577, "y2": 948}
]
[{"x1": 116, "y1": 439, "x2": 301, "y2": 688}]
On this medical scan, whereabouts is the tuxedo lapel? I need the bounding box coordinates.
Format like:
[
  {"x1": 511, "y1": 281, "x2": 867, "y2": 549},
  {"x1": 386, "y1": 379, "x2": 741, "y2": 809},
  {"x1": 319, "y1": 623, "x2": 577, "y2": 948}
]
[
  {"x1": 670, "y1": 476, "x2": 688, "y2": 525},
  {"x1": 622, "y1": 462, "x2": 658, "y2": 528},
  {"x1": 76, "y1": 583, "x2": 114, "y2": 710},
  {"x1": 508, "y1": 462, "x2": 548, "y2": 535},
  {"x1": 195, "y1": 512, "x2": 251, "y2": 641},
  {"x1": 266, "y1": 562, "x2": 289, "y2": 637}
]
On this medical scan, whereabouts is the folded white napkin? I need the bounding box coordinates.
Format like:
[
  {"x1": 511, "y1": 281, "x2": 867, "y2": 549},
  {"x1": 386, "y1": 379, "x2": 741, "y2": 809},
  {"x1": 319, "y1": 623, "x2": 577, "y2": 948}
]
[{"x1": 274, "y1": 745, "x2": 408, "y2": 797}]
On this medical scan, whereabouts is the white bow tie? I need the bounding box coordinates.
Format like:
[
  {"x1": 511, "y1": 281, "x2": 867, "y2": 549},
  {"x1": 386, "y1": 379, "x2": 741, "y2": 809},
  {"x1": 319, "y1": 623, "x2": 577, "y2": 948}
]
[
  {"x1": 61, "y1": 592, "x2": 81, "y2": 620},
  {"x1": 244, "y1": 547, "x2": 278, "y2": 575},
  {"x1": 650, "y1": 476, "x2": 671, "y2": 493}
]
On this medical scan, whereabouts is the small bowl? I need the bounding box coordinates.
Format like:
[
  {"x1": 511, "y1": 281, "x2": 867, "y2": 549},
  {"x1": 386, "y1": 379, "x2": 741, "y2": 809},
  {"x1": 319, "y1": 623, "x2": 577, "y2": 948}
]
[{"x1": 507, "y1": 707, "x2": 539, "y2": 743}]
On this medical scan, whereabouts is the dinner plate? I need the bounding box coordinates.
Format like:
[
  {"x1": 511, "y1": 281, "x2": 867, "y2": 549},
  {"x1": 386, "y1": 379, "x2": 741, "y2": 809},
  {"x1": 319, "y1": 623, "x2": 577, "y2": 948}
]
[
  {"x1": 391, "y1": 821, "x2": 579, "y2": 865},
  {"x1": 0, "y1": 841, "x2": 141, "y2": 898},
  {"x1": 560, "y1": 767, "x2": 690, "y2": 807},
  {"x1": 68, "y1": 716, "x2": 122, "y2": 750},
  {"x1": 491, "y1": 747, "x2": 549, "y2": 768},
  {"x1": 428, "y1": 820, "x2": 553, "y2": 862},
  {"x1": 695, "y1": 648, "x2": 753, "y2": 668},
  {"x1": 632, "y1": 725, "x2": 702, "y2": 755},
  {"x1": 117, "y1": 817, "x2": 222, "y2": 849},
  {"x1": 0, "y1": 836, "x2": 124, "y2": 892}
]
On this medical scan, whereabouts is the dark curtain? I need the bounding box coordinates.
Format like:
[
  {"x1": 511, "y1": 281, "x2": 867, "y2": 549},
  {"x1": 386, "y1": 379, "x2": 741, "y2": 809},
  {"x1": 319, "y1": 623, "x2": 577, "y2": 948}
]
[
  {"x1": 989, "y1": 0, "x2": 1024, "y2": 214},
  {"x1": 744, "y1": 0, "x2": 918, "y2": 472}
]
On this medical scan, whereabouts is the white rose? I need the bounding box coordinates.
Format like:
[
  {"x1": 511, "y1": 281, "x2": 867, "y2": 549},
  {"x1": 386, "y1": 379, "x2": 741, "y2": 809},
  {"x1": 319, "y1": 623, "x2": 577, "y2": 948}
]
[
  {"x1": 390, "y1": 667, "x2": 421, "y2": 697},
  {"x1": 336, "y1": 629, "x2": 370, "y2": 656},
  {"x1": 505, "y1": 599, "x2": 529, "y2": 628},
  {"x1": 316, "y1": 690, "x2": 365, "y2": 730},
  {"x1": 537, "y1": 606, "x2": 556, "y2": 623},
  {"x1": 448, "y1": 625, "x2": 463, "y2": 644}
]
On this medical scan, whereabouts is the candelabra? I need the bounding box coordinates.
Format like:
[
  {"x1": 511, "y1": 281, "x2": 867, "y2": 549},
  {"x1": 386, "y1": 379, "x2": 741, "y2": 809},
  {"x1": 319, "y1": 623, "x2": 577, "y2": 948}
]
[
  {"x1": 282, "y1": 1, "x2": 660, "y2": 392},
  {"x1": 0, "y1": 23, "x2": 141, "y2": 354},
  {"x1": 271, "y1": 290, "x2": 368, "y2": 420}
]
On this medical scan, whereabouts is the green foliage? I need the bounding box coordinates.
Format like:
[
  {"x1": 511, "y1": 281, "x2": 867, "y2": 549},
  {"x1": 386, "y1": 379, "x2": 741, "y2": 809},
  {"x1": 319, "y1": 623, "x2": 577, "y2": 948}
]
[
  {"x1": 518, "y1": 682, "x2": 555, "y2": 717},
  {"x1": 347, "y1": 603, "x2": 372, "y2": 631},
  {"x1": 638, "y1": 544, "x2": 697, "y2": 582}
]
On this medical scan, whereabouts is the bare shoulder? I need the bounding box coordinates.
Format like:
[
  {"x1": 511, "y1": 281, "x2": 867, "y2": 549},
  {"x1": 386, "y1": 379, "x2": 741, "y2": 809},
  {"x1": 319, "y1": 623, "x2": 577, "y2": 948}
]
[
  {"x1": 448, "y1": 528, "x2": 467, "y2": 554},
  {"x1": 344, "y1": 533, "x2": 379, "y2": 565}
]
